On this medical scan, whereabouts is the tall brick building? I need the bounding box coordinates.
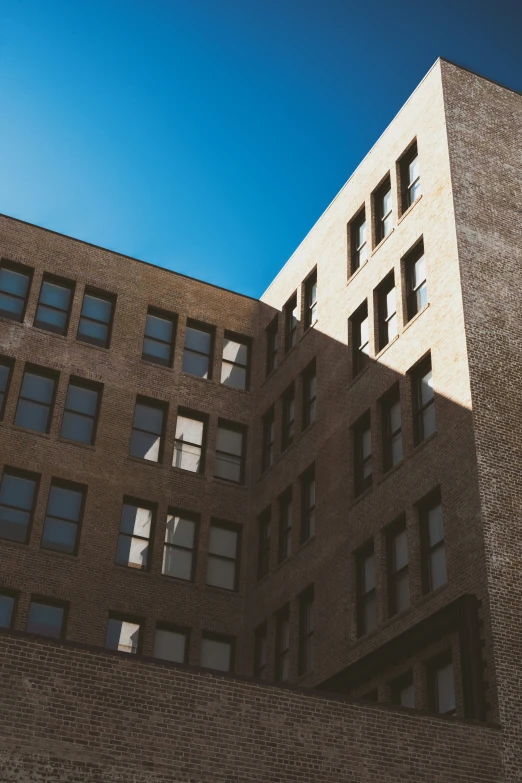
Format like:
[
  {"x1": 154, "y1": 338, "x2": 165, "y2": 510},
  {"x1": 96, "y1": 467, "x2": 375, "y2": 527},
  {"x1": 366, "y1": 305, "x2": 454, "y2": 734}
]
[{"x1": 0, "y1": 58, "x2": 520, "y2": 781}]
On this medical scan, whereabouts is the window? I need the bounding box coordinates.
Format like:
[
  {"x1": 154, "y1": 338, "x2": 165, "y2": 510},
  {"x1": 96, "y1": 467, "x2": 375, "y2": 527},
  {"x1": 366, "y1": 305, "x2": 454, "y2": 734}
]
[
  {"x1": 162, "y1": 510, "x2": 198, "y2": 581},
  {"x1": 400, "y1": 142, "x2": 420, "y2": 212},
  {"x1": 284, "y1": 293, "x2": 298, "y2": 352},
  {"x1": 0, "y1": 260, "x2": 32, "y2": 322},
  {"x1": 200, "y1": 633, "x2": 234, "y2": 672},
  {"x1": 429, "y1": 653, "x2": 456, "y2": 715},
  {"x1": 41, "y1": 481, "x2": 85, "y2": 555},
  {"x1": 301, "y1": 466, "x2": 316, "y2": 542},
  {"x1": 14, "y1": 365, "x2": 57, "y2": 433},
  {"x1": 420, "y1": 492, "x2": 447, "y2": 593},
  {"x1": 376, "y1": 273, "x2": 397, "y2": 350},
  {"x1": 350, "y1": 209, "x2": 368, "y2": 274},
  {"x1": 0, "y1": 468, "x2": 38, "y2": 544},
  {"x1": 221, "y1": 332, "x2": 250, "y2": 390},
  {"x1": 142, "y1": 308, "x2": 176, "y2": 367},
  {"x1": 116, "y1": 500, "x2": 154, "y2": 570},
  {"x1": 390, "y1": 671, "x2": 414, "y2": 708},
  {"x1": 275, "y1": 606, "x2": 290, "y2": 682},
  {"x1": 351, "y1": 302, "x2": 369, "y2": 377},
  {"x1": 281, "y1": 384, "x2": 295, "y2": 451},
  {"x1": 405, "y1": 241, "x2": 427, "y2": 320},
  {"x1": 356, "y1": 543, "x2": 376, "y2": 636},
  {"x1": 214, "y1": 422, "x2": 245, "y2": 483},
  {"x1": 206, "y1": 522, "x2": 240, "y2": 591},
  {"x1": 387, "y1": 518, "x2": 409, "y2": 615},
  {"x1": 412, "y1": 355, "x2": 436, "y2": 444},
  {"x1": 27, "y1": 598, "x2": 67, "y2": 639},
  {"x1": 173, "y1": 411, "x2": 206, "y2": 473},
  {"x1": 278, "y1": 489, "x2": 292, "y2": 563},
  {"x1": 153, "y1": 625, "x2": 189, "y2": 664},
  {"x1": 182, "y1": 320, "x2": 214, "y2": 379},
  {"x1": 382, "y1": 386, "x2": 403, "y2": 472},
  {"x1": 34, "y1": 274, "x2": 74, "y2": 335},
  {"x1": 261, "y1": 406, "x2": 275, "y2": 472},
  {"x1": 361, "y1": 689, "x2": 378, "y2": 702},
  {"x1": 374, "y1": 177, "x2": 393, "y2": 244},
  {"x1": 0, "y1": 357, "x2": 14, "y2": 420},
  {"x1": 129, "y1": 397, "x2": 166, "y2": 462},
  {"x1": 304, "y1": 269, "x2": 317, "y2": 328},
  {"x1": 105, "y1": 614, "x2": 142, "y2": 654},
  {"x1": 298, "y1": 587, "x2": 314, "y2": 675},
  {"x1": 354, "y1": 413, "x2": 372, "y2": 496},
  {"x1": 0, "y1": 590, "x2": 17, "y2": 628},
  {"x1": 302, "y1": 360, "x2": 316, "y2": 428},
  {"x1": 253, "y1": 622, "x2": 267, "y2": 678},
  {"x1": 77, "y1": 288, "x2": 115, "y2": 348},
  {"x1": 257, "y1": 507, "x2": 271, "y2": 580},
  {"x1": 266, "y1": 317, "x2": 278, "y2": 376},
  {"x1": 60, "y1": 378, "x2": 101, "y2": 445}
]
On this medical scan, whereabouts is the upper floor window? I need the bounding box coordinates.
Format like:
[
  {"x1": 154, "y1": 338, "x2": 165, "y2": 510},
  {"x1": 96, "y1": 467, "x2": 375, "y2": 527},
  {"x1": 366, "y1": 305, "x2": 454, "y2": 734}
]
[
  {"x1": 376, "y1": 272, "x2": 397, "y2": 350},
  {"x1": 163, "y1": 510, "x2": 198, "y2": 581},
  {"x1": 411, "y1": 354, "x2": 435, "y2": 444},
  {"x1": 261, "y1": 406, "x2": 275, "y2": 472},
  {"x1": 14, "y1": 365, "x2": 57, "y2": 433},
  {"x1": 281, "y1": 384, "x2": 295, "y2": 451},
  {"x1": 302, "y1": 360, "x2": 316, "y2": 428},
  {"x1": 253, "y1": 622, "x2": 268, "y2": 678},
  {"x1": 221, "y1": 332, "x2": 250, "y2": 390},
  {"x1": 129, "y1": 397, "x2": 166, "y2": 462},
  {"x1": 77, "y1": 288, "x2": 115, "y2": 349},
  {"x1": 0, "y1": 590, "x2": 17, "y2": 629},
  {"x1": 284, "y1": 293, "x2": 298, "y2": 353},
  {"x1": 356, "y1": 543, "x2": 376, "y2": 636},
  {"x1": 182, "y1": 321, "x2": 214, "y2": 379},
  {"x1": 105, "y1": 613, "x2": 142, "y2": 654},
  {"x1": 400, "y1": 142, "x2": 420, "y2": 212},
  {"x1": 27, "y1": 597, "x2": 67, "y2": 639},
  {"x1": 387, "y1": 518, "x2": 409, "y2": 616},
  {"x1": 354, "y1": 412, "x2": 372, "y2": 496},
  {"x1": 153, "y1": 624, "x2": 189, "y2": 664},
  {"x1": 0, "y1": 260, "x2": 33, "y2": 322},
  {"x1": 214, "y1": 422, "x2": 245, "y2": 483},
  {"x1": 428, "y1": 653, "x2": 455, "y2": 715},
  {"x1": 304, "y1": 270, "x2": 317, "y2": 329},
  {"x1": 206, "y1": 521, "x2": 240, "y2": 591},
  {"x1": 298, "y1": 587, "x2": 314, "y2": 675},
  {"x1": 275, "y1": 605, "x2": 290, "y2": 682},
  {"x1": 201, "y1": 632, "x2": 234, "y2": 673},
  {"x1": 60, "y1": 378, "x2": 102, "y2": 445},
  {"x1": 351, "y1": 302, "x2": 369, "y2": 377},
  {"x1": 405, "y1": 241, "x2": 427, "y2": 321},
  {"x1": 374, "y1": 177, "x2": 393, "y2": 245},
  {"x1": 41, "y1": 480, "x2": 85, "y2": 555},
  {"x1": 381, "y1": 385, "x2": 403, "y2": 472},
  {"x1": 116, "y1": 500, "x2": 153, "y2": 571},
  {"x1": 301, "y1": 466, "x2": 316, "y2": 542},
  {"x1": 0, "y1": 357, "x2": 14, "y2": 420},
  {"x1": 419, "y1": 491, "x2": 447, "y2": 593},
  {"x1": 266, "y1": 317, "x2": 278, "y2": 376},
  {"x1": 350, "y1": 209, "x2": 368, "y2": 274},
  {"x1": 390, "y1": 670, "x2": 414, "y2": 708},
  {"x1": 257, "y1": 507, "x2": 271, "y2": 580},
  {"x1": 173, "y1": 411, "x2": 206, "y2": 473},
  {"x1": 278, "y1": 488, "x2": 292, "y2": 563},
  {"x1": 0, "y1": 468, "x2": 38, "y2": 544},
  {"x1": 34, "y1": 274, "x2": 74, "y2": 336},
  {"x1": 142, "y1": 308, "x2": 176, "y2": 367}
]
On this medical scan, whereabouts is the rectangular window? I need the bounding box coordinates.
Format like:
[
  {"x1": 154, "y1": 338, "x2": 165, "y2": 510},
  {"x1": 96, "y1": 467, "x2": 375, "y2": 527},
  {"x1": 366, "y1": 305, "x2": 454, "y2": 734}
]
[
  {"x1": 201, "y1": 632, "x2": 234, "y2": 672},
  {"x1": 162, "y1": 510, "x2": 198, "y2": 581},
  {"x1": 253, "y1": 622, "x2": 267, "y2": 678},
  {"x1": 14, "y1": 365, "x2": 57, "y2": 433},
  {"x1": 60, "y1": 378, "x2": 102, "y2": 445},
  {"x1": 400, "y1": 142, "x2": 420, "y2": 212},
  {"x1": 142, "y1": 307, "x2": 176, "y2": 367},
  {"x1": 27, "y1": 597, "x2": 67, "y2": 639},
  {"x1": 350, "y1": 209, "x2": 368, "y2": 274},
  {"x1": 405, "y1": 241, "x2": 427, "y2": 320},
  {"x1": 304, "y1": 269, "x2": 317, "y2": 329},
  {"x1": 351, "y1": 302, "x2": 369, "y2": 377},
  {"x1": 214, "y1": 421, "x2": 245, "y2": 483},
  {"x1": 278, "y1": 488, "x2": 292, "y2": 562},
  {"x1": 0, "y1": 468, "x2": 38, "y2": 544},
  {"x1": 387, "y1": 518, "x2": 409, "y2": 615},
  {"x1": 281, "y1": 384, "x2": 295, "y2": 451},
  {"x1": 354, "y1": 412, "x2": 372, "y2": 496},
  {"x1": 302, "y1": 360, "x2": 316, "y2": 428},
  {"x1": 0, "y1": 357, "x2": 14, "y2": 420},
  {"x1": 356, "y1": 543, "x2": 376, "y2": 636},
  {"x1": 390, "y1": 671, "x2": 414, "y2": 708},
  {"x1": 0, "y1": 590, "x2": 18, "y2": 628},
  {"x1": 153, "y1": 624, "x2": 189, "y2": 664},
  {"x1": 381, "y1": 385, "x2": 403, "y2": 472},
  {"x1": 173, "y1": 411, "x2": 206, "y2": 473},
  {"x1": 377, "y1": 272, "x2": 397, "y2": 350},
  {"x1": 261, "y1": 406, "x2": 275, "y2": 472},
  {"x1": 77, "y1": 288, "x2": 115, "y2": 348},
  {"x1": 257, "y1": 507, "x2": 271, "y2": 580},
  {"x1": 429, "y1": 653, "x2": 456, "y2": 715},
  {"x1": 129, "y1": 397, "x2": 166, "y2": 462},
  {"x1": 275, "y1": 606, "x2": 290, "y2": 682},
  {"x1": 411, "y1": 354, "x2": 436, "y2": 444},
  {"x1": 266, "y1": 317, "x2": 278, "y2": 376},
  {"x1": 206, "y1": 521, "x2": 240, "y2": 591},
  {"x1": 116, "y1": 500, "x2": 154, "y2": 571},
  {"x1": 34, "y1": 274, "x2": 74, "y2": 335},
  {"x1": 284, "y1": 293, "x2": 298, "y2": 353},
  {"x1": 182, "y1": 320, "x2": 214, "y2": 379},
  {"x1": 105, "y1": 614, "x2": 142, "y2": 654},
  {"x1": 41, "y1": 480, "x2": 85, "y2": 555},
  {"x1": 420, "y1": 492, "x2": 447, "y2": 593},
  {"x1": 374, "y1": 177, "x2": 393, "y2": 244},
  {"x1": 0, "y1": 260, "x2": 33, "y2": 322},
  {"x1": 221, "y1": 332, "x2": 250, "y2": 390},
  {"x1": 301, "y1": 466, "x2": 316, "y2": 542},
  {"x1": 298, "y1": 587, "x2": 314, "y2": 675}
]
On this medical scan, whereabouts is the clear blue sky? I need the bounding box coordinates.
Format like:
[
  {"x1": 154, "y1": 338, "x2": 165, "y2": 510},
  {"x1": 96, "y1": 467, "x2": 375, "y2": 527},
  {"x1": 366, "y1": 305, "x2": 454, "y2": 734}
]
[{"x1": 1, "y1": 0, "x2": 521, "y2": 298}]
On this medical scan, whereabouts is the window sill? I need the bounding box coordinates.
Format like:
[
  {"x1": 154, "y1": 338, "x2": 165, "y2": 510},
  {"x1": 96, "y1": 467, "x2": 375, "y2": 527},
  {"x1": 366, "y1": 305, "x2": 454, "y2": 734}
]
[
  {"x1": 411, "y1": 430, "x2": 437, "y2": 457},
  {"x1": 378, "y1": 459, "x2": 404, "y2": 485},
  {"x1": 296, "y1": 534, "x2": 316, "y2": 554},
  {"x1": 374, "y1": 333, "x2": 399, "y2": 361},
  {"x1": 204, "y1": 583, "x2": 240, "y2": 596},
  {"x1": 39, "y1": 545, "x2": 78, "y2": 559},
  {"x1": 402, "y1": 302, "x2": 430, "y2": 333},
  {"x1": 371, "y1": 227, "x2": 394, "y2": 256},
  {"x1": 254, "y1": 572, "x2": 270, "y2": 588},
  {"x1": 179, "y1": 371, "x2": 214, "y2": 384},
  {"x1": 346, "y1": 258, "x2": 369, "y2": 286},
  {"x1": 219, "y1": 383, "x2": 252, "y2": 396},
  {"x1": 126, "y1": 456, "x2": 163, "y2": 468},
  {"x1": 32, "y1": 324, "x2": 70, "y2": 341},
  {"x1": 347, "y1": 362, "x2": 372, "y2": 391},
  {"x1": 397, "y1": 194, "x2": 422, "y2": 225},
  {"x1": 171, "y1": 465, "x2": 207, "y2": 480},
  {"x1": 300, "y1": 320, "x2": 318, "y2": 341},
  {"x1": 0, "y1": 313, "x2": 25, "y2": 329},
  {"x1": 140, "y1": 358, "x2": 174, "y2": 372},
  {"x1": 58, "y1": 437, "x2": 96, "y2": 451},
  {"x1": 349, "y1": 484, "x2": 373, "y2": 509},
  {"x1": 9, "y1": 424, "x2": 51, "y2": 440},
  {"x1": 212, "y1": 476, "x2": 248, "y2": 490},
  {"x1": 258, "y1": 462, "x2": 275, "y2": 483},
  {"x1": 293, "y1": 669, "x2": 315, "y2": 685},
  {"x1": 76, "y1": 338, "x2": 111, "y2": 354}
]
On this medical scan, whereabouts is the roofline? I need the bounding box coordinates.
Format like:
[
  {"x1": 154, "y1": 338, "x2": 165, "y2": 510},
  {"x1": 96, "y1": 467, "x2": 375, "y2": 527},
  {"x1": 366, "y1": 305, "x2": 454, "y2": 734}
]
[
  {"x1": 439, "y1": 55, "x2": 522, "y2": 99},
  {"x1": 0, "y1": 212, "x2": 260, "y2": 303}
]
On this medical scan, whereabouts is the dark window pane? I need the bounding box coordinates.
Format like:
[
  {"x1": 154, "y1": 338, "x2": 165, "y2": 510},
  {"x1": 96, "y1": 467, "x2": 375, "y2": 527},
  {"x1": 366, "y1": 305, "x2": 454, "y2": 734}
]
[
  {"x1": 0, "y1": 268, "x2": 29, "y2": 297},
  {"x1": 65, "y1": 385, "x2": 98, "y2": 416},
  {"x1": 15, "y1": 400, "x2": 50, "y2": 432},
  {"x1": 154, "y1": 629, "x2": 187, "y2": 663},
  {"x1": 105, "y1": 617, "x2": 140, "y2": 654},
  {"x1": 0, "y1": 293, "x2": 24, "y2": 318},
  {"x1": 182, "y1": 350, "x2": 209, "y2": 377},
  {"x1": 0, "y1": 474, "x2": 35, "y2": 510},
  {"x1": 146, "y1": 314, "x2": 173, "y2": 342},
  {"x1": 47, "y1": 485, "x2": 82, "y2": 521},
  {"x1": 35, "y1": 306, "x2": 67, "y2": 332},
  {"x1": 201, "y1": 637, "x2": 232, "y2": 672},
  {"x1": 60, "y1": 411, "x2": 94, "y2": 443},
  {"x1": 78, "y1": 318, "x2": 108, "y2": 344},
  {"x1": 143, "y1": 337, "x2": 171, "y2": 362},
  {"x1": 134, "y1": 403, "x2": 163, "y2": 435},
  {"x1": 0, "y1": 364, "x2": 10, "y2": 393},
  {"x1": 27, "y1": 602, "x2": 64, "y2": 638},
  {"x1": 82, "y1": 295, "x2": 112, "y2": 323},
  {"x1": 185, "y1": 327, "x2": 211, "y2": 354},
  {"x1": 41, "y1": 518, "x2": 77, "y2": 553},
  {"x1": 39, "y1": 281, "x2": 71, "y2": 310},
  {"x1": 20, "y1": 372, "x2": 54, "y2": 404},
  {"x1": 0, "y1": 594, "x2": 15, "y2": 628}
]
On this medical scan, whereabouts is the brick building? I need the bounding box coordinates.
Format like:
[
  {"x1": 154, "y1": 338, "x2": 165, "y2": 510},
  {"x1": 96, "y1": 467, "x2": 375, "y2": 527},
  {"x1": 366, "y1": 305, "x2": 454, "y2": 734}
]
[{"x1": 0, "y1": 58, "x2": 520, "y2": 781}]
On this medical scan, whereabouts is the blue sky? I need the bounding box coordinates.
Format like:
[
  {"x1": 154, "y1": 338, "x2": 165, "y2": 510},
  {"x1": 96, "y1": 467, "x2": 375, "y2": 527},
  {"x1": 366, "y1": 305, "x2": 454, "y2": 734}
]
[{"x1": 1, "y1": 0, "x2": 521, "y2": 298}]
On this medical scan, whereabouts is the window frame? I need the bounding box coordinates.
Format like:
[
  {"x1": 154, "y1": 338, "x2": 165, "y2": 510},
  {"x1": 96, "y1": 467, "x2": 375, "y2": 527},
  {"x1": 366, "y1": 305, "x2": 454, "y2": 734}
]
[
  {"x1": 298, "y1": 586, "x2": 315, "y2": 676},
  {"x1": 182, "y1": 319, "x2": 215, "y2": 380},
  {"x1": 381, "y1": 384, "x2": 403, "y2": 473},
  {"x1": 274, "y1": 604, "x2": 290, "y2": 682},
  {"x1": 261, "y1": 406, "x2": 275, "y2": 473},
  {"x1": 0, "y1": 467, "x2": 40, "y2": 545},
  {"x1": 419, "y1": 488, "x2": 447, "y2": 595},
  {"x1": 105, "y1": 611, "x2": 143, "y2": 655},
  {"x1": 40, "y1": 478, "x2": 87, "y2": 557},
  {"x1": 129, "y1": 395, "x2": 167, "y2": 464},
  {"x1": 386, "y1": 516, "x2": 410, "y2": 617},
  {"x1": 200, "y1": 631, "x2": 235, "y2": 673},
  {"x1": 173, "y1": 408, "x2": 207, "y2": 474},
  {"x1": 376, "y1": 271, "x2": 397, "y2": 351},
  {"x1": 304, "y1": 269, "x2": 317, "y2": 329},
  {"x1": 0, "y1": 259, "x2": 33, "y2": 323},
  {"x1": 411, "y1": 353, "x2": 435, "y2": 445},
  {"x1": 349, "y1": 208, "x2": 368, "y2": 275},
  {"x1": 33, "y1": 273, "x2": 75, "y2": 336},
  {"x1": 302, "y1": 359, "x2": 316, "y2": 429},
  {"x1": 253, "y1": 621, "x2": 268, "y2": 678},
  {"x1": 0, "y1": 588, "x2": 19, "y2": 629},
  {"x1": 427, "y1": 651, "x2": 456, "y2": 715},
  {"x1": 373, "y1": 176, "x2": 393, "y2": 245},
  {"x1": 162, "y1": 507, "x2": 199, "y2": 583},
  {"x1": 350, "y1": 301, "x2": 370, "y2": 377},
  {"x1": 27, "y1": 595, "x2": 68, "y2": 640},
  {"x1": 14, "y1": 363, "x2": 59, "y2": 434},
  {"x1": 0, "y1": 355, "x2": 15, "y2": 421},
  {"x1": 257, "y1": 507, "x2": 271, "y2": 580},
  {"x1": 278, "y1": 488, "x2": 292, "y2": 563},
  {"x1": 221, "y1": 330, "x2": 251, "y2": 391},
  {"x1": 300, "y1": 465, "x2": 316, "y2": 543},
  {"x1": 284, "y1": 293, "x2": 298, "y2": 353},
  {"x1": 116, "y1": 496, "x2": 156, "y2": 572},
  {"x1": 356, "y1": 541, "x2": 376, "y2": 637},
  {"x1": 353, "y1": 411, "x2": 372, "y2": 496},
  {"x1": 153, "y1": 622, "x2": 190, "y2": 664},
  {"x1": 404, "y1": 240, "x2": 427, "y2": 321},
  {"x1": 390, "y1": 669, "x2": 414, "y2": 708},
  {"x1": 281, "y1": 383, "x2": 295, "y2": 452},
  {"x1": 77, "y1": 287, "x2": 116, "y2": 349},
  {"x1": 214, "y1": 419, "x2": 246, "y2": 484},
  {"x1": 206, "y1": 519, "x2": 241, "y2": 592},
  {"x1": 60, "y1": 376, "x2": 102, "y2": 446},
  {"x1": 141, "y1": 306, "x2": 177, "y2": 368},
  {"x1": 265, "y1": 316, "x2": 279, "y2": 377},
  {"x1": 399, "y1": 141, "x2": 420, "y2": 213}
]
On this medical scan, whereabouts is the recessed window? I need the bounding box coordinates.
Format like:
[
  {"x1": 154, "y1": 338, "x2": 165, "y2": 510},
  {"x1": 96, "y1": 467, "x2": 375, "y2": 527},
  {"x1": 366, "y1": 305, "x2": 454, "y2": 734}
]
[
  {"x1": 0, "y1": 357, "x2": 14, "y2": 420},
  {"x1": 356, "y1": 543, "x2": 376, "y2": 636},
  {"x1": 429, "y1": 653, "x2": 455, "y2": 715},
  {"x1": 214, "y1": 422, "x2": 245, "y2": 483},
  {"x1": 0, "y1": 468, "x2": 38, "y2": 544},
  {"x1": 129, "y1": 397, "x2": 166, "y2": 462},
  {"x1": 420, "y1": 491, "x2": 447, "y2": 593},
  {"x1": 162, "y1": 510, "x2": 198, "y2": 581},
  {"x1": 284, "y1": 294, "x2": 298, "y2": 353},
  {"x1": 257, "y1": 507, "x2": 271, "y2": 580},
  {"x1": 301, "y1": 466, "x2": 316, "y2": 542},
  {"x1": 350, "y1": 209, "x2": 368, "y2": 274},
  {"x1": 182, "y1": 321, "x2": 214, "y2": 379},
  {"x1": 374, "y1": 177, "x2": 393, "y2": 245},
  {"x1": 278, "y1": 488, "x2": 292, "y2": 563},
  {"x1": 261, "y1": 406, "x2": 275, "y2": 472},
  {"x1": 60, "y1": 378, "x2": 102, "y2": 445},
  {"x1": 206, "y1": 522, "x2": 240, "y2": 591},
  {"x1": 34, "y1": 274, "x2": 74, "y2": 336},
  {"x1": 221, "y1": 332, "x2": 250, "y2": 390},
  {"x1": 173, "y1": 411, "x2": 206, "y2": 473},
  {"x1": 405, "y1": 241, "x2": 427, "y2": 321},
  {"x1": 381, "y1": 385, "x2": 403, "y2": 472},
  {"x1": 0, "y1": 260, "x2": 33, "y2": 322},
  {"x1": 77, "y1": 288, "x2": 115, "y2": 348},
  {"x1": 0, "y1": 590, "x2": 17, "y2": 628},
  {"x1": 350, "y1": 302, "x2": 369, "y2": 377},
  {"x1": 253, "y1": 622, "x2": 267, "y2": 678},
  {"x1": 142, "y1": 308, "x2": 176, "y2": 367},
  {"x1": 14, "y1": 365, "x2": 57, "y2": 433},
  {"x1": 304, "y1": 269, "x2": 317, "y2": 329},
  {"x1": 298, "y1": 587, "x2": 314, "y2": 675},
  {"x1": 376, "y1": 272, "x2": 397, "y2": 350},
  {"x1": 105, "y1": 614, "x2": 142, "y2": 654},
  {"x1": 27, "y1": 598, "x2": 67, "y2": 639},
  {"x1": 302, "y1": 360, "x2": 316, "y2": 428},
  {"x1": 281, "y1": 384, "x2": 295, "y2": 451},
  {"x1": 275, "y1": 605, "x2": 290, "y2": 682},
  {"x1": 354, "y1": 412, "x2": 372, "y2": 496},
  {"x1": 41, "y1": 481, "x2": 85, "y2": 555},
  {"x1": 153, "y1": 625, "x2": 189, "y2": 664},
  {"x1": 116, "y1": 500, "x2": 153, "y2": 570},
  {"x1": 200, "y1": 633, "x2": 234, "y2": 673},
  {"x1": 411, "y1": 354, "x2": 435, "y2": 444},
  {"x1": 266, "y1": 316, "x2": 278, "y2": 376},
  {"x1": 390, "y1": 671, "x2": 414, "y2": 708},
  {"x1": 400, "y1": 142, "x2": 421, "y2": 212},
  {"x1": 387, "y1": 518, "x2": 409, "y2": 616}
]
